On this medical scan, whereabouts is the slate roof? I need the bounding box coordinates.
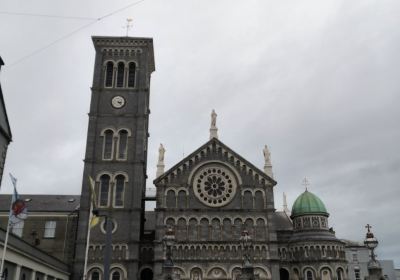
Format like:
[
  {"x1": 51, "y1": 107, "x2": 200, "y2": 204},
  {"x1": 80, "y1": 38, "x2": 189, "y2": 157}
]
[
  {"x1": 272, "y1": 211, "x2": 293, "y2": 231},
  {"x1": 0, "y1": 194, "x2": 80, "y2": 212},
  {"x1": 0, "y1": 227, "x2": 69, "y2": 273}
]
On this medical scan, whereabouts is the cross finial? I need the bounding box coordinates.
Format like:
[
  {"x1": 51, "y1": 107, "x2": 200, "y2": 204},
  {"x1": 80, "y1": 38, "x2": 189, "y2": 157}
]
[
  {"x1": 302, "y1": 177, "x2": 310, "y2": 191},
  {"x1": 124, "y1": 18, "x2": 133, "y2": 36},
  {"x1": 365, "y1": 224, "x2": 372, "y2": 233}
]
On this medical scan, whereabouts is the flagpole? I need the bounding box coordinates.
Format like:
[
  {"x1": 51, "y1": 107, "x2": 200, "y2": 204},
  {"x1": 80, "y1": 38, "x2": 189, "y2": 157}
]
[
  {"x1": 0, "y1": 195, "x2": 13, "y2": 279},
  {"x1": 83, "y1": 201, "x2": 93, "y2": 280}
]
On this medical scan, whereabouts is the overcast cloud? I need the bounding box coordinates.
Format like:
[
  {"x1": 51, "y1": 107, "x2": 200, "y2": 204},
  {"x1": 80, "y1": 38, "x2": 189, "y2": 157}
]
[{"x1": 0, "y1": 0, "x2": 399, "y2": 266}]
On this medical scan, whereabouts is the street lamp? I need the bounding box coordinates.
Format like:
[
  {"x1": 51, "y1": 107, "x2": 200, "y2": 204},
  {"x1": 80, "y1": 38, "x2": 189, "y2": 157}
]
[
  {"x1": 238, "y1": 229, "x2": 257, "y2": 280},
  {"x1": 364, "y1": 224, "x2": 380, "y2": 269},
  {"x1": 162, "y1": 226, "x2": 176, "y2": 280},
  {"x1": 240, "y1": 230, "x2": 253, "y2": 268},
  {"x1": 92, "y1": 209, "x2": 113, "y2": 280}
]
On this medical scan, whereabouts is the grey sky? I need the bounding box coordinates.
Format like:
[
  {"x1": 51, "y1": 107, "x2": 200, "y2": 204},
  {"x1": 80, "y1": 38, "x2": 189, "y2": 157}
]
[{"x1": 1, "y1": 0, "x2": 399, "y2": 266}]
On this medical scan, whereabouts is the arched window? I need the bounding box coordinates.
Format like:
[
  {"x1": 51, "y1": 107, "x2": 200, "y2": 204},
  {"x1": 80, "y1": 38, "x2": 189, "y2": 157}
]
[
  {"x1": 255, "y1": 218, "x2": 265, "y2": 240},
  {"x1": 243, "y1": 191, "x2": 253, "y2": 209},
  {"x1": 321, "y1": 269, "x2": 332, "y2": 280},
  {"x1": 91, "y1": 271, "x2": 100, "y2": 280},
  {"x1": 222, "y1": 218, "x2": 231, "y2": 240},
  {"x1": 177, "y1": 191, "x2": 186, "y2": 208},
  {"x1": 103, "y1": 130, "x2": 114, "y2": 160},
  {"x1": 177, "y1": 218, "x2": 187, "y2": 241},
  {"x1": 111, "y1": 270, "x2": 121, "y2": 280},
  {"x1": 105, "y1": 61, "x2": 114, "y2": 87},
  {"x1": 116, "y1": 62, "x2": 125, "y2": 88},
  {"x1": 166, "y1": 190, "x2": 176, "y2": 208},
  {"x1": 279, "y1": 268, "x2": 289, "y2": 280},
  {"x1": 140, "y1": 268, "x2": 153, "y2": 280},
  {"x1": 244, "y1": 218, "x2": 254, "y2": 239},
  {"x1": 305, "y1": 270, "x2": 314, "y2": 280},
  {"x1": 99, "y1": 174, "x2": 111, "y2": 207},
  {"x1": 200, "y1": 218, "x2": 209, "y2": 240},
  {"x1": 211, "y1": 218, "x2": 220, "y2": 241},
  {"x1": 114, "y1": 174, "x2": 125, "y2": 207},
  {"x1": 337, "y1": 268, "x2": 344, "y2": 280},
  {"x1": 117, "y1": 130, "x2": 128, "y2": 160},
  {"x1": 254, "y1": 191, "x2": 264, "y2": 209},
  {"x1": 127, "y1": 62, "x2": 136, "y2": 88},
  {"x1": 188, "y1": 218, "x2": 198, "y2": 240}
]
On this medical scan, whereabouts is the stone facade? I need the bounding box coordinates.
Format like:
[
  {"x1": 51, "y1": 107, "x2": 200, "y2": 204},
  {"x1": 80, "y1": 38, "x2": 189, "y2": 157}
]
[
  {"x1": 72, "y1": 36, "x2": 155, "y2": 280},
  {"x1": 70, "y1": 35, "x2": 351, "y2": 280},
  {"x1": 153, "y1": 138, "x2": 278, "y2": 280},
  {"x1": 1, "y1": 35, "x2": 382, "y2": 280}
]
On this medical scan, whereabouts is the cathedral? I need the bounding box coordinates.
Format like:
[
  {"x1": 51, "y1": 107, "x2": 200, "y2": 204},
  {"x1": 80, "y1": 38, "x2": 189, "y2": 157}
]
[
  {"x1": 71, "y1": 35, "x2": 348, "y2": 280},
  {"x1": 0, "y1": 35, "x2": 350, "y2": 280}
]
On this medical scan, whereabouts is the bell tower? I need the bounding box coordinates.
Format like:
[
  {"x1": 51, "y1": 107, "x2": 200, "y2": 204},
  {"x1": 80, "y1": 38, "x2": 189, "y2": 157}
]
[{"x1": 73, "y1": 36, "x2": 155, "y2": 280}]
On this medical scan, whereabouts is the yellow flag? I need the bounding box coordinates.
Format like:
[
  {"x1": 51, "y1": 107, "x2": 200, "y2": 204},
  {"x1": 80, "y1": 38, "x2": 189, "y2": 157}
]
[
  {"x1": 89, "y1": 176, "x2": 97, "y2": 208},
  {"x1": 88, "y1": 176, "x2": 100, "y2": 228},
  {"x1": 90, "y1": 215, "x2": 100, "y2": 228}
]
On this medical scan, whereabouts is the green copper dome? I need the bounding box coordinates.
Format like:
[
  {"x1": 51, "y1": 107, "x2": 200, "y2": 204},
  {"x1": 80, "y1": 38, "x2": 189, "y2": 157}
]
[{"x1": 291, "y1": 190, "x2": 328, "y2": 218}]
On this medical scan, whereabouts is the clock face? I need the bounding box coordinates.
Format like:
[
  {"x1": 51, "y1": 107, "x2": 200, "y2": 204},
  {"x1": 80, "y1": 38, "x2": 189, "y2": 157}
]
[{"x1": 111, "y1": 96, "x2": 125, "y2": 109}]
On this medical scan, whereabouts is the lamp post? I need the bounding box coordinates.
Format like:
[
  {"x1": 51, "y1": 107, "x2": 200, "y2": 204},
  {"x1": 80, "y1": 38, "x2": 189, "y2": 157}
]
[
  {"x1": 364, "y1": 224, "x2": 384, "y2": 280},
  {"x1": 92, "y1": 209, "x2": 113, "y2": 280},
  {"x1": 162, "y1": 226, "x2": 176, "y2": 280},
  {"x1": 238, "y1": 229, "x2": 257, "y2": 280}
]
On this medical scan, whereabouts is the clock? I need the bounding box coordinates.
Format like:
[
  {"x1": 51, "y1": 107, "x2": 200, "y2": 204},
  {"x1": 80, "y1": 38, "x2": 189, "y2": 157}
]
[{"x1": 111, "y1": 96, "x2": 125, "y2": 109}]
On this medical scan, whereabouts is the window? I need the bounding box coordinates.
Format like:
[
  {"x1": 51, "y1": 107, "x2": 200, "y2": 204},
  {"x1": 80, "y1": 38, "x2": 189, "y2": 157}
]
[
  {"x1": 44, "y1": 221, "x2": 57, "y2": 238},
  {"x1": 306, "y1": 270, "x2": 314, "y2": 280},
  {"x1": 11, "y1": 220, "x2": 24, "y2": 237},
  {"x1": 103, "y1": 130, "x2": 114, "y2": 160},
  {"x1": 127, "y1": 62, "x2": 136, "y2": 88},
  {"x1": 354, "y1": 269, "x2": 361, "y2": 280},
  {"x1": 90, "y1": 270, "x2": 101, "y2": 280},
  {"x1": 116, "y1": 62, "x2": 125, "y2": 88},
  {"x1": 99, "y1": 174, "x2": 111, "y2": 207},
  {"x1": 114, "y1": 174, "x2": 125, "y2": 207},
  {"x1": 105, "y1": 61, "x2": 114, "y2": 87},
  {"x1": 117, "y1": 130, "x2": 128, "y2": 160},
  {"x1": 3, "y1": 268, "x2": 8, "y2": 280},
  {"x1": 321, "y1": 269, "x2": 331, "y2": 280},
  {"x1": 337, "y1": 268, "x2": 344, "y2": 280},
  {"x1": 352, "y1": 253, "x2": 358, "y2": 262},
  {"x1": 111, "y1": 271, "x2": 121, "y2": 280}
]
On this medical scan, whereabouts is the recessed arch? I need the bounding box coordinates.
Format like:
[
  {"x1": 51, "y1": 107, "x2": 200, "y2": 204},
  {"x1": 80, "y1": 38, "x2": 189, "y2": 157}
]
[{"x1": 104, "y1": 61, "x2": 115, "y2": 88}]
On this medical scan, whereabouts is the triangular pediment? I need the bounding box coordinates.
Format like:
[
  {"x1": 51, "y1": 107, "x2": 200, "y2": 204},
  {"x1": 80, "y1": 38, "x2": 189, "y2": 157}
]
[{"x1": 153, "y1": 138, "x2": 276, "y2": 187}]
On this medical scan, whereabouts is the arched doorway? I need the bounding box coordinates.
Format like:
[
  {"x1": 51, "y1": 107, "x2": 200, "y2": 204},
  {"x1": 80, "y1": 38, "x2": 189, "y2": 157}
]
[
  {"x1": 280, "y1": 268, "x2": 289, "y2": 280},
  {"x1": 140, "y1": 268, "x2": 153, "y2": 280}
]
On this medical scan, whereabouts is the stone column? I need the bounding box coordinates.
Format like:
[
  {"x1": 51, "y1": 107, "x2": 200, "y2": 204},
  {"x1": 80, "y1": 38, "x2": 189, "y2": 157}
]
[{"x1": 14, "y1": 265, "x2": 21, "y2": 280}]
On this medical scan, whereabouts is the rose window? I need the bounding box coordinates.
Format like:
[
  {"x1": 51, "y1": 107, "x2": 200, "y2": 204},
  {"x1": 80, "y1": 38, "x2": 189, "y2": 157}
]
[{"x1": 193, "y1": 165, "x2": 237, "y2": 207}]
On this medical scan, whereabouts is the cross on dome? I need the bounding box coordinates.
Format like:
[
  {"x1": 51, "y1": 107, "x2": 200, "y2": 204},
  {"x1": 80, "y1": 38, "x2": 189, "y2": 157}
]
[{"x1": 302, "y1": 177, "x2": 310, "y2": 191}]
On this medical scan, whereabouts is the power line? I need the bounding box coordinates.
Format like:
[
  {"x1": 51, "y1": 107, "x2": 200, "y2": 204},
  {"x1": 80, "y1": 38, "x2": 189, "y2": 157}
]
[
  {"x1": 7, "y1": 0, "x2": 149, "y2": 69},
  {"x1": 9, "y1": 20, "x2": 99, "y2": 68},
  {"x1": 0, "y1": 11, "x2": 97, "y2": 21}
]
